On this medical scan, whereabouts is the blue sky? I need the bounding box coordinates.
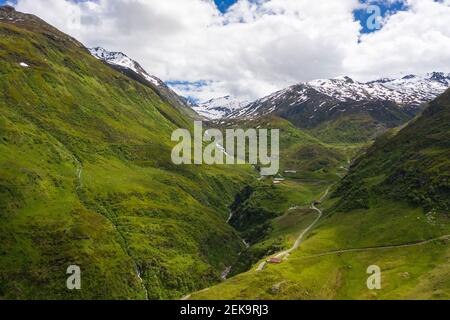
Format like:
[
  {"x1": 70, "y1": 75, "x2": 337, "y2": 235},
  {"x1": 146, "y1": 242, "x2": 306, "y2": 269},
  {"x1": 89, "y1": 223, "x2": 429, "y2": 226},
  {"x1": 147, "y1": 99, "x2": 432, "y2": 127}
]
[
  {"x1": 214, "y1": 0, "x2": 238, "y2": 13},
  {"x1": 354, "y1": 0, "x2": 409, "y2": 33},
  {"x1": 213, "y1": 0, "x2": 410, "y2": 33}
]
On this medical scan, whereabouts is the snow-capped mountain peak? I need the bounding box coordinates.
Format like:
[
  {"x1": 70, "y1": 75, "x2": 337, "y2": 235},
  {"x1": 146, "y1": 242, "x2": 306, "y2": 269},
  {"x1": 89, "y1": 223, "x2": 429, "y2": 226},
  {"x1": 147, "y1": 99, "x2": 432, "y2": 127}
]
[
  {"x1": 369, "y1": 72, "x2": 450, "y2": 104},
  {"x1": 89, "y1": 47, "x2": 201, "y2": 119},
  {"x1": 89, "y1": 47, "x2": 162, "y2": 87},
  {"x1": 228, "y1": 72, "x2": 450, "y2": 120},
  {"x1": 193, "y1": 95, "x2": 250, "y2": 120},
  {"x1": 429, "y1": 72, "x2": 450, "y2": 84}
]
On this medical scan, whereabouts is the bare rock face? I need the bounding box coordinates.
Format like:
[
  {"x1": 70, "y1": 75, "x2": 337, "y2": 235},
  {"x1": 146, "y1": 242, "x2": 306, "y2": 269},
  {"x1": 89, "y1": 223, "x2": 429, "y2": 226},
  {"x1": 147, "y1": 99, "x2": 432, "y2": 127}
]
[
  {"x1": 0, "y1": 5, "x2": 15, "y2": 12},
  {"x1": 226, "y1": 73, "x2": 450, "y2": 133}
]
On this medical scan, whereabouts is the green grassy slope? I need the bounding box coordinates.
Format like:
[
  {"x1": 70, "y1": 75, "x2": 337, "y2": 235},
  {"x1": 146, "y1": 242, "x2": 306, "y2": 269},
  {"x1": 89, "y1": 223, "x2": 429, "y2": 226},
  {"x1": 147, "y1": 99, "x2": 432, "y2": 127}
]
[
  {"x1": 191, "y1": 200, "x2": 450, "y2": 300},
  {"x1": 221, "y1": 116, "x2": 357, "y2": 180},
  {"x1": 310, "y1": 113, "x2": 389, "y2": 144},
  {"x1": 334, "y1": 88, "x2": 450, "y2": 212},
  {"x1": 204, "y1": 115, "x2": 362, "y2": 278},
  {"x1": 189, "y1": 90, "x2": 450, "y2": 300},
  {"x1": 0, "y1": 14, "x2": 253, "y2": 299},
  {"x1": 225, "y1": 179, "x2": 331, "y2": 276}
]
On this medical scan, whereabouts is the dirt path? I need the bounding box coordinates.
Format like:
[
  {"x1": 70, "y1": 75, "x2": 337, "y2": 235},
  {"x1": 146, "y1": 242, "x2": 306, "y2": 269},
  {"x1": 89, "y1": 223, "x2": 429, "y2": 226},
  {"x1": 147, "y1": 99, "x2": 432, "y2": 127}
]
[
  {"x1": 300, "y1": 235, "x2": 450, "y2": 260},
  {"x1": 256, "y1": 188, "x2": 330, "y2": 271},
  {"x1": 255, "y1": 185, "x2": 450, "y2": 272}
]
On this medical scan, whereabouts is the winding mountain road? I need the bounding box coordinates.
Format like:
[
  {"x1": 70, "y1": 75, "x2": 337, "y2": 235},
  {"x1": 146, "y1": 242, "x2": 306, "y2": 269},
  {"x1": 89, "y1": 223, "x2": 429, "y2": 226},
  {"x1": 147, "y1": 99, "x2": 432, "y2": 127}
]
[
  {"x1": 256, "y1": 188, "x2": 330, "y2": 271},
  {"x1": 255, "y1": 185, "x2": 450, "y2": 272},
  {"x1": 181, "y1": 181, "x2": 450, "y2": 300}
]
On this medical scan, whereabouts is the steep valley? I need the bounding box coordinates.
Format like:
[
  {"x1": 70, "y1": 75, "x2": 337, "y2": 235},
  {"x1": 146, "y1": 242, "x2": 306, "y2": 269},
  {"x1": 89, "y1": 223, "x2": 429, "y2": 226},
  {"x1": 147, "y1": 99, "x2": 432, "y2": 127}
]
[
  {"x1": 1, "y1": 6, "x2": 449, "y2": 301},
  {"x1": 189, "y1": 89, "x2": 450, "y2": 300},
  {"x1": 0, "y1": 7, "x2": 254, "y2": 299}
]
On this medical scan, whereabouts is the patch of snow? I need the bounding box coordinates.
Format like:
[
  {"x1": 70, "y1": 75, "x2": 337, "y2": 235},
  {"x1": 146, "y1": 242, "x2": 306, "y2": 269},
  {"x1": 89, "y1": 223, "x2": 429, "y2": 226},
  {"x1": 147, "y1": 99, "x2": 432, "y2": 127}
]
[
  {"x1": 88, "y1": 47, "x2": 162, "y2": 87},
  {"x1": 194, "y1": 95, "x2": 250, "y2": 120},
  {"x1": 229, "y1": 72, "x2": 450, "y2": 120}
]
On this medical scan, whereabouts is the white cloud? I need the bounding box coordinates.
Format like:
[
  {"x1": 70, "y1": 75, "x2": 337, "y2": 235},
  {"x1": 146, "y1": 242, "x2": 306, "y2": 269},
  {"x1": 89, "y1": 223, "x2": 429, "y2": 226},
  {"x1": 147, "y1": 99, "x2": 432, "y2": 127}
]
[
  {"x1": 346, "y1": 0, "x2": 450, "y2": 80},
  {"x1": 13, "y1": 0, "x2": 450, "y2": 101}
]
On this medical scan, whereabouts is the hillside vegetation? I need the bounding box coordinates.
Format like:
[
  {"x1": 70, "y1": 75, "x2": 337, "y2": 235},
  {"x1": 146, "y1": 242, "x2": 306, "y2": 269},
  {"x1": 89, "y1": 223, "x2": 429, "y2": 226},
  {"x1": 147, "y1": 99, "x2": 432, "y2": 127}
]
[
  {"x1": 334, "y1": 88, "x2": 450, "y2": 212},
  {"x1": 2, "y1": 6, "x2": 448, "y2": 301},
  {"x1": 220, "y1": 116, "x2": 357, "y2": 180},
  {"x1": 189, "y1": 90, "x2": 450, "y2": 300},
  {"x1": 0, "y1": 11, "x2": 253, "y2": 299}
]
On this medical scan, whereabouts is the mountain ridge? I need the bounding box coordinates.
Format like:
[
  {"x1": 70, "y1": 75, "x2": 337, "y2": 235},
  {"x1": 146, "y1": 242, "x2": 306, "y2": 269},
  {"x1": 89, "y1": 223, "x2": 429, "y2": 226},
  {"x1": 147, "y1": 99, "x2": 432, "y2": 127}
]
[
  {"x1": 89, "y1": 47, "x2": 163, "y2": 87},
  {"x1": 188, "y1": 88, "x2": 450, "y2": 300},
  {"x1": 2, "y1": 4, "x2": 450, "y2": 301},
  {"x1": 193, "y1": 95, "x2": 250, "y2": 120},
  {"x1": 0, "y1": 7, "x2": 253, "y2": 300},
  {"x1": 334, "y1": 87, "x2": 450, "y2": 212},
  {"x1": 231, "y1": 73, "x2": 450, "y2": 120},
  {"x1": 214, "y1": 73, "x2": 450, "y2": 143},
  {"x1": 89, "y1": 46, "x2": 200, "y2": 120}
]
